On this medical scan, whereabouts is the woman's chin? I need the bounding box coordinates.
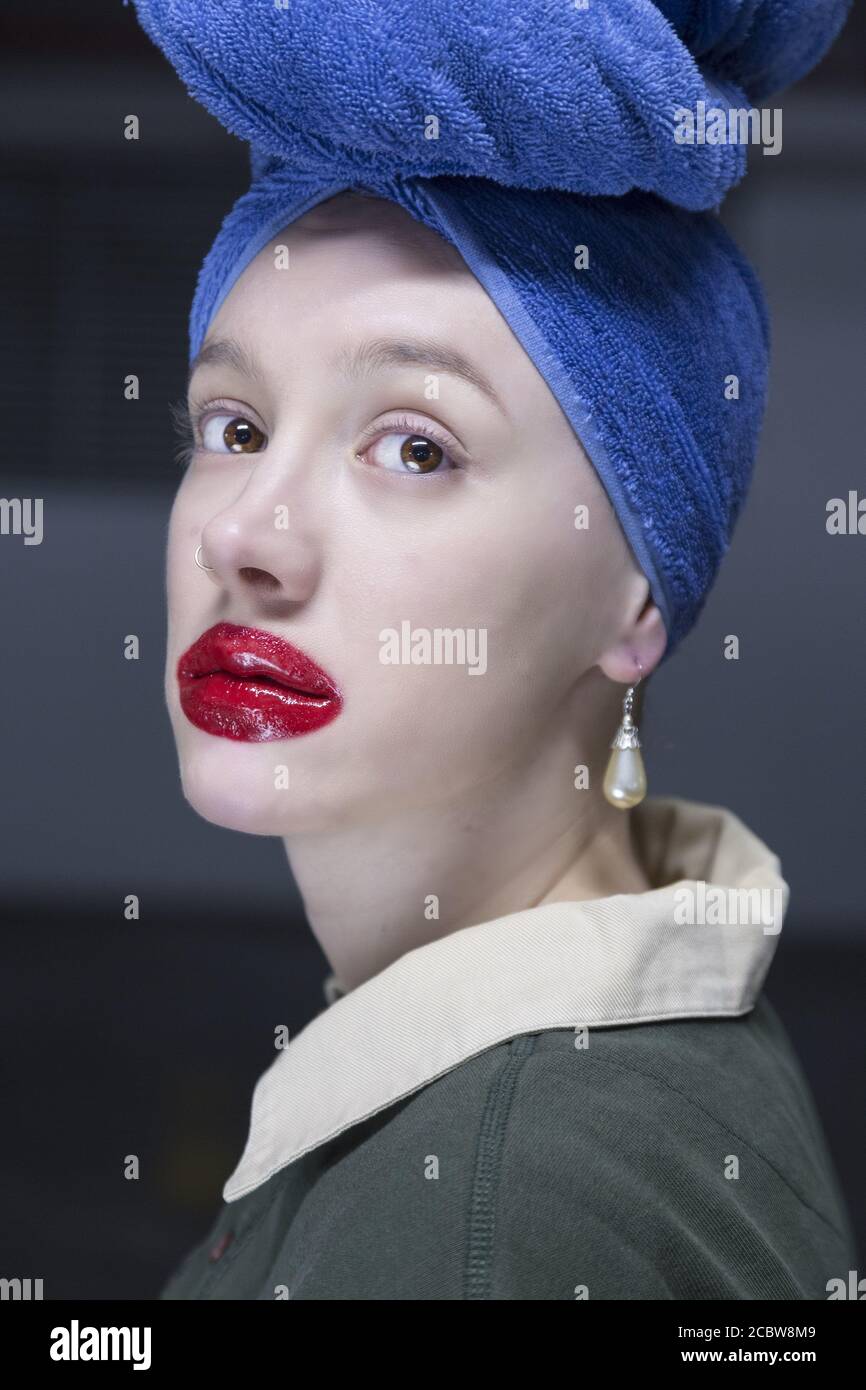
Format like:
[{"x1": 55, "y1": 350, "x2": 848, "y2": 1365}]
[{"x1": 175, "y1": 743, "x2": 350, "y2": 837}]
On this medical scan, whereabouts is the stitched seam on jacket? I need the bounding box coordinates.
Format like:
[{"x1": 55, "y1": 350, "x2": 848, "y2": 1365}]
[
  {"x1": 574, "y1": 1052, "x2": 849, "y2": 1243},
  {"x1": 464, "y1": 1033, "x2": 538, "y2": 1300}
]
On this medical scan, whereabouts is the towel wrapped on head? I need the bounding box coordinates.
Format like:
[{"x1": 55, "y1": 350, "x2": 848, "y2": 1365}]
[{"x1": 132, "y1": 0, "x2": 851, "y2": 657}]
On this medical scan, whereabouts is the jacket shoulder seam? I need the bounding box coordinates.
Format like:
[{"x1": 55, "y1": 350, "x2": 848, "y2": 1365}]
[{"x1": 537, "y1": 1046, "x2": 850, "y2": 1245}]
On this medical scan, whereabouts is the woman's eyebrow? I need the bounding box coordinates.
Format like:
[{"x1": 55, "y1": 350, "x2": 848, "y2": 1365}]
[
  {"x1": 188, "y1": 333, "x2": 509, "y2": 419},
  {"x1": 187, "y1": 336, "x2": 266, "y2": 391},
  {"x1": 334, "y1": 337, "x2": 508, "y2": 417}
]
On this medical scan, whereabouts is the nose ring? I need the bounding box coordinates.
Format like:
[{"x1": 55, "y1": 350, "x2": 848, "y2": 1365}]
[{"x1": 194, "y1": 544, "x2": 215, "y2": 571}]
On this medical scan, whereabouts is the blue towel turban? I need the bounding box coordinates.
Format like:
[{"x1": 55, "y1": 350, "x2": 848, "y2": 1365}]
[{"x1": 132, "y1": 0, "x2": 850, "y2": 657}]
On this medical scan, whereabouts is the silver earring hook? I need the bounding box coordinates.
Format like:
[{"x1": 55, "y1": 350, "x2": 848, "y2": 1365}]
[
  {"x1": 622, "y1": 660, "x2": 643, "y2": 719},
  {"x1": 194, "y1": 544, "x2": 215, "y2": 572}
]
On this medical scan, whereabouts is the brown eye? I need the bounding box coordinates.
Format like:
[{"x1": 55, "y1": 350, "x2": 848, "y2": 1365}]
[
  {"x1": 399, "y1": 435, "x2": 443, "y2": 473},
  {"x1": 359, "y1": 419, "x2": 460, "y2": 476},
  {"x1": 198, "y1": 411, "x2": 267, "y2": 455},
  {"x1": 223, "y1": 417, "x2": 266, "y2": 453}
]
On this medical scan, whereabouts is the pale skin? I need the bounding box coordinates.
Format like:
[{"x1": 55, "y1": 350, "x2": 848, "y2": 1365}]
[{"x1": 165, "y1": 190, "x2": 668, "y2": 991}]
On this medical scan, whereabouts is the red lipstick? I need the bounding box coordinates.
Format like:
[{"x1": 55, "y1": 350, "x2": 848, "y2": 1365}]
[{"x1": 177, "y1": 621, "x2": 343, "y2": 741}]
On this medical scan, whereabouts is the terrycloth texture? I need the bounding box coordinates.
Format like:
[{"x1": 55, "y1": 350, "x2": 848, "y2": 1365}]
[
  {"x1": 132, "y1": 0, "x2": 849, "y2": 209},
  {"x1": 132, "y1": 0, "x2": 851, "y2": 655}
]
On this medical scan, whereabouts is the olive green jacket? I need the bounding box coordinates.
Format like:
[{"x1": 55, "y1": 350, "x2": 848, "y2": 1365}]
[{"x1": 159, "y1": 798, "x2": 858, "y2": 1299}]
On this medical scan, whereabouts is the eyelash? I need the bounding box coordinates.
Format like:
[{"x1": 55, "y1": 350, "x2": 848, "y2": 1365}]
[
  {"x1": 170, "y1": 399, "x2": 466, "y2": 475},
  {"x1": 169, "y1": 397, "x2": 198, "y2": 471},
  {"x1": 355, "y1": 414, "x2": 465, "y2": 474},
  {"x1": 170, "y1": 395, "x2": 255, "y2": 470}
]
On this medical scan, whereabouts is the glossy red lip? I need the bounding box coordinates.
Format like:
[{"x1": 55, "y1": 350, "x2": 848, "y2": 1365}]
[{"x1": 177, "y1": 621, "x2": 343, "y2": 741}]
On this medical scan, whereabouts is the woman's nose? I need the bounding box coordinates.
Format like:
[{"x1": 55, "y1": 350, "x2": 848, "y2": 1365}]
[{"x1": 196, "y1": 477, "x2": 320, "y2": 604}]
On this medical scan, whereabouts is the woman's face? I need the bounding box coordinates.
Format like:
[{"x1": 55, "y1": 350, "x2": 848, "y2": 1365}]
[{"x1": 165, "y1": 191, "x2": 647, "y2": 835}]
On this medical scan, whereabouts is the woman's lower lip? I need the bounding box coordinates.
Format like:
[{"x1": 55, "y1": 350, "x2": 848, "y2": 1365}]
[{"x1": 178, "y1": 671, "x2": 342, "y2": 741}]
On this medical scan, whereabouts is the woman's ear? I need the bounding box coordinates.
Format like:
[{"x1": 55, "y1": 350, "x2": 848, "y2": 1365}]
[{"x1": 596, "y1": 590, "x2": 667, "y2": 685}]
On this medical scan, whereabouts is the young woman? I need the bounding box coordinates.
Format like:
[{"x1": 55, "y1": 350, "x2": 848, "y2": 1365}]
[{"x1": 133, "y1": 0, "x2": 857, "y2": 1298}]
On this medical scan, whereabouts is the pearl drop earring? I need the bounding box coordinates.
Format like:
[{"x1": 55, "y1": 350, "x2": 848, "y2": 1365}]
[{"x1": 603, "y1": 666, "x2": 647, "y2": 810}]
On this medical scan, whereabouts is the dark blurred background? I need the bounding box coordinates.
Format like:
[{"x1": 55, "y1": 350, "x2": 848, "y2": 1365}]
[{"x1": 1, "y1": 3, "x2": 864, "y2": 1298}]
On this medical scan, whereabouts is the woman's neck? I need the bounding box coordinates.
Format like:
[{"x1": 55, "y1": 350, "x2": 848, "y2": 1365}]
[{"x1": 283, "y1": 732, "x2": 653, "y2": 992}]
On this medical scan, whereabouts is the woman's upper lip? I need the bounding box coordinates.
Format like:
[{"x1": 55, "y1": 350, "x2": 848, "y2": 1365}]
[{"x1": 177, "y1": 621, "x2": 340, "y2": 699}]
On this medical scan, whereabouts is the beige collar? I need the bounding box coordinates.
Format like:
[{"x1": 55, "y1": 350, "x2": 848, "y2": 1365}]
[{"x1": 224, "y1": 796, "x2": 788, "y2": 1202}]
